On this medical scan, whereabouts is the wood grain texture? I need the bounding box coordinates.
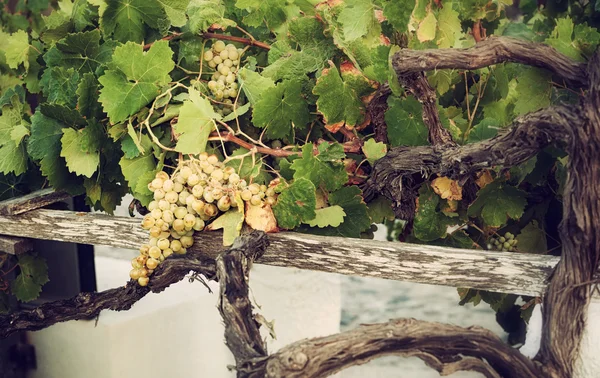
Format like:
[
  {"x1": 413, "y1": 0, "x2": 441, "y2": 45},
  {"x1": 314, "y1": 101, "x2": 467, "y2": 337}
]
[
  {"x1": 0, "y1": 188, "x2": 69, "y2": 216},
  {"x1": 0, "y1": 235, "x2": 32, "y2": 255},
  {"x1": 0, "y1": 209, "x2": 558, "y2": 296},
  {"x1": 259, "y1": 319, "x2": 540, "y2": 378},
  {"x1": 536, "y1": 47, "x2": 600, "y2": 377},
  {"x1": 392, "y1": 36, "x2": 588, "y2": 88},
  {"x1": 0, "y1": 248, "x2": 216, "y2": 339}
]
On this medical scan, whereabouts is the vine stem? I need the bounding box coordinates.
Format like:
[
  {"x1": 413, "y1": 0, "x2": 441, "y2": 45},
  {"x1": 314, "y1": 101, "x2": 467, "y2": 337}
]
[
  {"x1": 207, "y1": 131, "x2": 299, "y2": 157},
  {"x1": 143, "y1": 32, "x2": 183, "y2": 51},
  {"x1": 201, "y1": 32, "x2": 271, "y2": 50}
]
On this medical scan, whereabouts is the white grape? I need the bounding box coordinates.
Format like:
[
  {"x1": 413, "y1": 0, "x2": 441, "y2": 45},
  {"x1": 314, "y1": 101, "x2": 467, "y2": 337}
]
[{"x1": 213, "y1": 40, "x2": 226, "y2": 52}]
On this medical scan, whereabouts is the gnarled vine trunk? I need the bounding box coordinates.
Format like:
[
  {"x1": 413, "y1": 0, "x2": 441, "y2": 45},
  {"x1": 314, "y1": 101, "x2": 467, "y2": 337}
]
[{"x1": 0, "y1": 37, "x2": 598, "y2": 378}]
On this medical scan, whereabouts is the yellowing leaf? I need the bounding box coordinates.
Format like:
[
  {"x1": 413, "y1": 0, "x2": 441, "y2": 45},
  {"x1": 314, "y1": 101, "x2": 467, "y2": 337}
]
[
  {"x1": 417, "y1": 11, "x2": 437, "y2": 42},
  {"x1": 245, "y1": 203, "x2": 278, "y2": 233},
  {"x1": 475, "y1": 170, "x2": 494, "y2": 188},
  {"x1": 206, "y1": 209, "x2": 245, "y2": 246},
  {"x1": 431, "y1": 176, "x2": 463, "y2": 201}
]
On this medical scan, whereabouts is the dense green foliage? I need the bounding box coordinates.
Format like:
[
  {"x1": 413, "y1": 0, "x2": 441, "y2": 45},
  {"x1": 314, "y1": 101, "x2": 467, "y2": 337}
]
[{"x1": 1, "y1": 0, "x2": 599, "y2": 334}]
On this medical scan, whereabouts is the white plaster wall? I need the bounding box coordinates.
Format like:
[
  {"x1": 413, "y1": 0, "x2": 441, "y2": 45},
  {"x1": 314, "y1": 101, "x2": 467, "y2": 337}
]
[
  {"x1": 521, "y1": 298, "x2": 600, "y2": 378},
  {"x1": 27, "y1": 256, "x2": 341, "y2": 378}
]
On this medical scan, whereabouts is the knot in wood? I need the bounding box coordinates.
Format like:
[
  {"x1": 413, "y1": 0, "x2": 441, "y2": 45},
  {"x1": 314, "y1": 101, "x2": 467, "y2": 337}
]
[{"x1": 283, "y1": 350, "x2": 308, "y2": 370}]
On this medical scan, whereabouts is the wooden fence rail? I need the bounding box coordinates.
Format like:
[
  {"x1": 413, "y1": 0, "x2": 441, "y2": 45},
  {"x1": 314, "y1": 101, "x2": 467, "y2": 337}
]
[{"x1": 0, "y1": 209, "x2": 559, "y2": 297}]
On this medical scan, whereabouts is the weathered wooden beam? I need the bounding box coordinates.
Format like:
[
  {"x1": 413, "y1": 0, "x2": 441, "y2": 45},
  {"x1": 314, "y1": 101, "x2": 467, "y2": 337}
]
[
  {"x1": 0, "y1": 188, "x2": 69, "y2": 216},
  {"x1": 0, "y1": 235, "x2": 33, "y2": 255},
  {"x1": 0, "y1": 209, "x2": 559, "y2": 296}
]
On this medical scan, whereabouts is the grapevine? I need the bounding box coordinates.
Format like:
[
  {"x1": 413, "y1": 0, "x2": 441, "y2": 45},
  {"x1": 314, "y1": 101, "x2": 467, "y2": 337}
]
[
  {"x1": 0, "y1": 0, "x2": 597, "y2": 344},
  {"x1": 133, "y1": 153, "x2": 278, "y2": 285}
]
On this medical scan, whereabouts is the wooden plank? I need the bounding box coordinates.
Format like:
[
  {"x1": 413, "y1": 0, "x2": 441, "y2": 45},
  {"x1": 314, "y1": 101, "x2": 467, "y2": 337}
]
[
  {"x1": 0, "y1": 235, "x2": 33, "y2": 255},
  {"x1": 0, "y1": 209, "x2": 560, "y2": 296},
  {"x1": 0, "y1": 188, "x2": 70, "y2": 216}
]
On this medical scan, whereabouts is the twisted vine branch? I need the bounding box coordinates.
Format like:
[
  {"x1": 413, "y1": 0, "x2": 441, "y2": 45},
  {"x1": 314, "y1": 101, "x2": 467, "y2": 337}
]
[{"x1": 0, "y1": 248, "x2": 217, "y2": 339}]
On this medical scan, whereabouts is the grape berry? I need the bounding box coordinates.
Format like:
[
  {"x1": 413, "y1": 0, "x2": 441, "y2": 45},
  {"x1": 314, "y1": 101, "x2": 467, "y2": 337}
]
[
  {"x1": 488, "y1": 232, "x2": 518, "y2": 252},
  {"x1": 131, "y1": 153, "x2": 278, "y2": 286}
]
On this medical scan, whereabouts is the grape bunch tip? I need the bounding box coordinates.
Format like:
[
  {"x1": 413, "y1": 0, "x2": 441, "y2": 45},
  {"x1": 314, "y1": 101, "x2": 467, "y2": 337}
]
[{"x1": 204, "y1": 41, "x2": 243, "y2": 116}]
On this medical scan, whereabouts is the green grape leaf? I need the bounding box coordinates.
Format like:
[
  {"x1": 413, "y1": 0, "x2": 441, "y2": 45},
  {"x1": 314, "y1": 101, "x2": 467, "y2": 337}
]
[
  {"x1": 187, "y1": 0, "x2": 235, "y2": 33},
  {"x1": 84, "y1": 178, "x2": 102, "y2": 204},
  {"x1": 338, "y1": 0, "x2": 378, "y2": 42},
  {"x1": 119, "y1": 153, "x2": 157, "y2": 202},
  {"x1": 41, "y1": 9, "x2": 72, "y2": 44},
  {"x1": 385, "y1": 96, "x2": 429, "y2": 146},
  {"x1": 0, "y1": 98, "x2": 28, "y2": 175},
  {"x1": 413, "y1": 184, "x2": 453, "y2": 242},
  {"x1": 483, "y1": 97, "x2": 513, "y2": 126},
  {"x1": 11, "y1": 254, "x2": 49, "y2": 302},
  {"x1": 0, "y1": 141, "x2": 27, "y2": 176},
  {"x1": 517, "y1": 220, "x2": 547, "y2": 254},
  {"x1": 436, "y1": 1, "x2": 462, "y2": 48},
  {"x1": 313, "y1": 62, "x2": 373, "y2": 129},
  {"x1": 11, "y1": 124, "x2": 29, "y2": 145},
  {"x1": 40, "y1": 67, "x2": 80, "y2": 108},
  {"x1": 252, "y1": 80, "x2": 309, "y2": 140},
  {"x1": 362, "y1": 138, "x2": 387, "y2": 163},
  {"x1": 206, "y1": 208, "x2": 245, "y2": 246},
  {"x1": 28, "y1": 112, "x2": 84, "y2": 193},
  {"x1": 1, "y1": 30, "x2": 30, "y2": 70},
  {"x1": 513, "y1": 67, "x2": 551, "y2": 116},
  {"x1": 467, "y1": 118, "x2": 501, "y2": 143},
  {"x1": 98, "y1": 41, "x2": 174, "y2": 123},
  {"x1": 382, "y1": 0, "x2": 412, "y2": 32},
  {"x1": 122, "y1": 122, "x2": 152, "y2": 158},
  {"x1": 545, "y1": 17, "x2": 581, "y2": 62},
  {"x1": 327, "y1": 186, "x2": 371, "y2": 237},
  {"x1": 262, "y1": 49, "x2": 327, "y2": 82},
  {"x1": 262, "y1": 17, "x2": 334, "y2": 81},
  {"x1": 43, "y1": 30, "x2": 117, "y2": 76},
  {"x1": 102, "y1": 0, "x2": 169, "y2": 43},
  {"x1": 468, "y1": 181, "x2": 527, "y2": 227},
  {"x1": 225, "y1": 148, "x2": 269, "y2": 183},
  {"x1": 366, "y1": 196, "x2": 395, "y2": 224},
  {"x1": 60, "y1": 127, "x2": 100, "y2": 177},
  {"x1": 134, "y1": 170, "x2": 158, "y2": 206},
  {"x1": 428, "y1": 70, "x2": 458, "y2": 96},
  {"x1": 273, "y1": 178, "x2": 317, "y2": 229},
  {"x1": 157, "y1": 0, "x2": 189, "y2": 27},
  {"x1": 76, "y1": 73, "x2": 101, "y2": 119},
  {"x1": 235, "y1": 0, "x2": 288, "y2": 30},
  {"x1": 573, "y1": 23, "x2": 600, "y2": 58},
  {"x1": 59, "y1": 0, "x2": 99, "y2": 31},
  {"x1": 317, "y1": 142, "x2": 345, "y2": 161},
  {"x1": 238, "y1": 68, "x2": 275, "y2": 105},
  {"x1": 291, "y1": 143, "x2": 348, "y2": 192},
  {"x1": 305, "y1": 205, "x2": 345, "y2": 228},
  {"x1": 174, "y1": 88, "x2": 220, "y2": 154},
  {"x1": 363, "y1": 45, "x2": 391, "y2": 83}
]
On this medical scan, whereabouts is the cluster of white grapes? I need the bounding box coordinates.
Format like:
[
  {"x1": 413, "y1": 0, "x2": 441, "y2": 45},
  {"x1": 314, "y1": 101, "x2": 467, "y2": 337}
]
[
  {"x1": 488, "y1": 232, "x2": 518, "y2": 252},
  {"x1": 131, "y1": 153, "x2": 278, "y2": 286},
  {"x1": 203, "y1": 40, "x2": 242, "y2": 117}
]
